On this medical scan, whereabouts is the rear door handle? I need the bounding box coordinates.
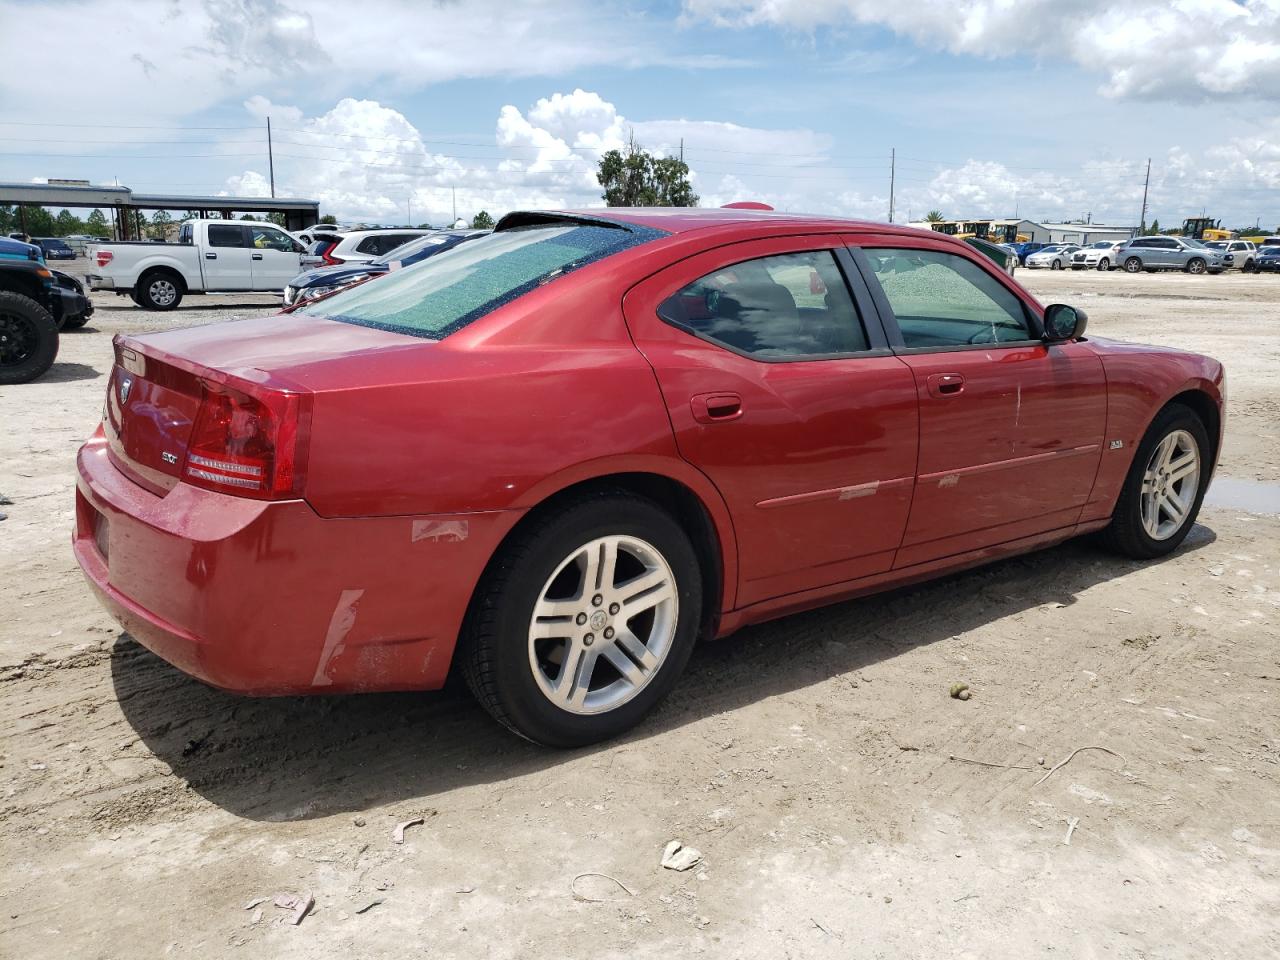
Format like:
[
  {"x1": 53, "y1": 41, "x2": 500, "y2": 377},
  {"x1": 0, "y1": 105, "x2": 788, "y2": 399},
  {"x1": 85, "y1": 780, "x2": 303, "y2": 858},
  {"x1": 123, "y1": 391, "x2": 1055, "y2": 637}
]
[
  {"x1": 205, "y1": 252, "x2": 217, "y2": 260},
  {"x1": 926, "y1": 372, "x2": 965, "y2": 397},
  {"x1": 251, "y1": 253, "x2": 264, "y2": 261},
  {"x1": 691, "y1": 392, "x2": 743, "y2": 423}
]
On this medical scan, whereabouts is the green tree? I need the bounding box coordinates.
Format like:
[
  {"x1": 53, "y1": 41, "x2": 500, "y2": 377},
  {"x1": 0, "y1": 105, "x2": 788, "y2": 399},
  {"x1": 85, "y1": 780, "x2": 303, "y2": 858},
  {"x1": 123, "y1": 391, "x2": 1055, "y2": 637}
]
[
  {"x1": 471, "y1": 210, "x2": 495, "y2": 229},
  {"x1": 24, "y1": 207, "x2": 56, "y2": 236},
  {"x1": 150, "y1": 209, "x2": 174, "y2": 239},
  {"x1": 1149, "y1": 219, "x2": 1160, "y2": 234},
  {"x1": 266, "y1": 212, "x2": 287, "y2": 227},
  {"x1": 54, "y1": 209, "x2": 84, "y2": 236},
  {"x1": 0, "y1": 204, "x2": 16, "y2": 233},
  {"x1": 318, "y1": 214, "x2": 337, "y2": 225},
  {"x1": 925, "y1": 210, "x2": 945, "y2": 222},
  {"x1": 86, "y1": 208, "x2": 109, "y2": 236},
  {"x1": 597, "y1": 134, "x2": 698, "y2": 207}
]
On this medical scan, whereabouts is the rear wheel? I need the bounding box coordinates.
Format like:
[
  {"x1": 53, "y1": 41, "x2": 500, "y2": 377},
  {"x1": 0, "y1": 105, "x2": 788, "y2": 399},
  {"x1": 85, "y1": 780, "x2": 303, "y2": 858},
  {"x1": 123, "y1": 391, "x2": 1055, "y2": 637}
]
[
  {"x1": 1124, "y1": 257, "x2": 1143, "y2": 273},
  {"x1": 460, "y1": 492, "x2": 703, "y2": 747},
  {"x1": 0, "y1": 291, "x2": 58, "y2": 385},
  {"x1": 1186, "y1": 257, "x2": 1207, "y2": 275},
  {"x1": 1101, "y1": 404, "x2": 1210, "y2": 559},
  {"x1": 1051, "y1": 259, "x2": 1063, "y2": 270},
  {"x1": 136, "y1": 271, "x2": 183, "y2": 310}
]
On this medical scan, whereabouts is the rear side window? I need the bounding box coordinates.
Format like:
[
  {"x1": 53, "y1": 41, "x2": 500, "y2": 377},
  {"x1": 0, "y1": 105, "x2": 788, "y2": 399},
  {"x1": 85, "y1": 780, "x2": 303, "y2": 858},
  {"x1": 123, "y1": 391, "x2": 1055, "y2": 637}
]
[
  {"x1": 299, "y1": 222, "x2": 663, "y2": 339},
  {"x1": 863, "y1": 248, "x2": 1031, "y2": 348},
  {"x1": 657, "y1": 251, "x2": 869, "y2": 359},
  {"x1": 208, "y1": 225, "x2": 246, "y2": 248}
]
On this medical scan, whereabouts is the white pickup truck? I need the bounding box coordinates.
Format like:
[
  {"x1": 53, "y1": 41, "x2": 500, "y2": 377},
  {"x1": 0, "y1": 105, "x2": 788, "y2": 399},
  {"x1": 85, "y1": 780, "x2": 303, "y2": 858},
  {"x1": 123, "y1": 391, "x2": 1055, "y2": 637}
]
[{"x1": 87, "y1": 219, "x2": 306, "y2": 310}]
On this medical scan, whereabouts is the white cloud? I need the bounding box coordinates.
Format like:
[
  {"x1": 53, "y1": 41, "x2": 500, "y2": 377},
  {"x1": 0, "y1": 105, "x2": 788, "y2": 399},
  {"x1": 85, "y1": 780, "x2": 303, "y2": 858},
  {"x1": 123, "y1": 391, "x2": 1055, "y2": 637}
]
[{"x1": 684, "y1": 0, "x2": 1280, "y2": 102}]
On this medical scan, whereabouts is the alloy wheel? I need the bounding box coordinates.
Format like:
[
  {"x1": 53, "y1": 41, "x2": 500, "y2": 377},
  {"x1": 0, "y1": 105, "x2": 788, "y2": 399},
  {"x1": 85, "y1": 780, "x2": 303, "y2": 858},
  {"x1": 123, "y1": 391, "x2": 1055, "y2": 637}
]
[
  {"x1": 527, "y1": 535, "x2": 678, "y2": 715},
  {"x1": 1187, "y1": 258, "x2": 1206, "y2": 275},
  {"x1": 1140, "y1": 429, "x2": 1200, "y2": 541},
  {"x1": 1125, "y1": 257, "x2": 1142, "y2": 273},
  {"x1": 149, "y1": 278, "x2": 177, "y2": 306},
  {"x1": 1098, "y1": 258, "x2": 1110, "y2": 271},
  {"x1": 0, "y1": 310, "x2": 37, "y2": 367}
]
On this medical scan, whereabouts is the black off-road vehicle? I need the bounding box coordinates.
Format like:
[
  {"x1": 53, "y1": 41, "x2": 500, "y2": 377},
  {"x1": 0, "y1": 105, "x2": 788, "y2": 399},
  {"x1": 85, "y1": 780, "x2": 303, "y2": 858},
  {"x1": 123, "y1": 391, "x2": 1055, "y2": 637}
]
[{"x1": 0, "y1": 258, "x2": 94, "y2": 384}]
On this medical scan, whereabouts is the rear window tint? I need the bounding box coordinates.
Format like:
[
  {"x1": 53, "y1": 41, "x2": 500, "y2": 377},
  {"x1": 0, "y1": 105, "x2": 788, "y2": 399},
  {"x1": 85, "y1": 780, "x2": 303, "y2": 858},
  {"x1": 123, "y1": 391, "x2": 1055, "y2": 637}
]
[{"x1": 299, "y1": 222, "x2": 664, "y2": 339}]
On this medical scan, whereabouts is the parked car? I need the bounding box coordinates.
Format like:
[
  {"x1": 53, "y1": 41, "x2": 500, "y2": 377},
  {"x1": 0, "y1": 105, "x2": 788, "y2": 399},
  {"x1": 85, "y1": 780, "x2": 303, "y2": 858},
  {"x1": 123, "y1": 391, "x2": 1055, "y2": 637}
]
[
  {"x1": 87, "y1": 219, "x2": 307, "y2": 309},
  {"x1": 73, "y1": 208, "x2": 1224, "y2": 747},
  {"x1": 1070, "y1": 241, "x2": 1126, "y2": 271},
  {"x1": 1253, "y1": 245, "x2": 1280, "y2": 273},
  {"x1": 300, "y1": 228, "x2": 438, "y2": 267},
  {"x1": 32, "y1": 237, "x2": 76, "y2": 261},
  {"x1": 962, "y1": 236, "x2": 1017, "y2": 276},
  {"x1": 0, "y1": 258, "x2": 93, "y2": 384},
  {"x1": 0, "y1": 236, "x2": 43, "y2": 264},
  {"x1": 1205, "y1": 239, "x2": 1258, "y2": 271},
  {"x1": 1115, "y1": 236, "x2": 1226, "y2": 274},
  {"x1": 282, "y1": 230, "x2": 488, "y2": 306},
  {"x1": 1008, "y1": 241, "x2": 1046, "y2": 265},
  {"x1": 291, "y1": 223, "x2": 342, "y2": 248},
  {"x1": 1025, "y1": 244, "x2": 1081, "y2": 270}
]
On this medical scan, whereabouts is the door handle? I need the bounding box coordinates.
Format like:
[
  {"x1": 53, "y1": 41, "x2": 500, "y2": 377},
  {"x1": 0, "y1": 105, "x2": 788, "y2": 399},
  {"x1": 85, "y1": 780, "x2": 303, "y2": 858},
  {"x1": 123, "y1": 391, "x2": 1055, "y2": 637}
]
[
  {"x1": 926, "y1": 372, "x2": 965, "y2": 397},
  {"x1": 691, "y1": 392, "x2": 743, "y2": 423},
  {"x1": 251, "y1": 253, "x2": 264, "y2": 261},
  {"x1": 205, "y1": 252, "x2": 217, "y2": 260}
]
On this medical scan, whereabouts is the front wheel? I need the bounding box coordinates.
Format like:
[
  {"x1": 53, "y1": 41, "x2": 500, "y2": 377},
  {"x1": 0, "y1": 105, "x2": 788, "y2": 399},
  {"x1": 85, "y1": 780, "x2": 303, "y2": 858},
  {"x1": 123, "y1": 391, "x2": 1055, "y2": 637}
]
[
  {"x1": 1098, "y1": 258, "x2": 1110, "y2": 271},
  {"x1": 1124, "y1": 257, "x2": 1143, "y2": 273},
  {"x1": 1186, "y1": 258, "x2": 1207, "y2": 275},
  {"x1": 460, "y1": 492, "x2": 703, "y2": 747},
  {"x1": 0, "y1": 291, "x2": 58, "y2": 385},
  {"x1": 1101, "y1": 404, "x2": 1210, "y2": 559}
]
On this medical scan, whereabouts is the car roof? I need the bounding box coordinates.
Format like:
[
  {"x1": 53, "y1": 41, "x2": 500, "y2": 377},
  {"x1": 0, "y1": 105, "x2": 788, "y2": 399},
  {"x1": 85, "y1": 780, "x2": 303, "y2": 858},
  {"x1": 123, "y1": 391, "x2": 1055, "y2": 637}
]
[{"x1": 521, "y1": 207, "x2": 926, "y2": 238}]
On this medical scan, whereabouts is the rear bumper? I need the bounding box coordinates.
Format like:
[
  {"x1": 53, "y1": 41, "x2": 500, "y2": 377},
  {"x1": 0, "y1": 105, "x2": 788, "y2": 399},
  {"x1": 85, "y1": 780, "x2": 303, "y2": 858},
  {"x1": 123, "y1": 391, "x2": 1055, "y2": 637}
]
[
  {"x1": 87, "y1": 274, "x2": 115, "y2": 290},
  {"x1": 73, "y1": 435, "x2": 521, "y2": 695}
]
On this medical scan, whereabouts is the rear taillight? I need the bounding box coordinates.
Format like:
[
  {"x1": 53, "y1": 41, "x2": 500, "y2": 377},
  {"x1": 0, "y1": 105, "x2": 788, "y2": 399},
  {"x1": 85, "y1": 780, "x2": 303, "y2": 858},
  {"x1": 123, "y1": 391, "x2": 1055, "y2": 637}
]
[
  {"x1": 96, "y1": 250, "x2": 113, "y2": 267},
  {"x1": 183, "y1": 381, "x2": 309, "y2": 500},
  {"x1": 319, "y1": 240, "x2": 341, "y2": 266}
]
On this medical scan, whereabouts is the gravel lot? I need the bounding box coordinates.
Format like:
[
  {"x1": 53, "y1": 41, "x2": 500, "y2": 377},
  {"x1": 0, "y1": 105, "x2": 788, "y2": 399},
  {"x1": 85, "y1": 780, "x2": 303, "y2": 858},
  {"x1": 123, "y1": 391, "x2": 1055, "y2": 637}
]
[{"x1": 2, "y1": 259, "x2": 1278, "y2": 959}]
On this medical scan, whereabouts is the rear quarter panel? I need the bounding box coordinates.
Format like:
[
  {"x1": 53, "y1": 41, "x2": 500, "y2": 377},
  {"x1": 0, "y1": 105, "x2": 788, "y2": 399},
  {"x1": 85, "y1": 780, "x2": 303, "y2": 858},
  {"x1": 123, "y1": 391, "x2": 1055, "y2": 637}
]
[
  {"x1": 1080, "y1": 338, "x2": 1225, "y2": 522},
  {"x1": 102, "y1": 245, "x2": 201, "y2": 288}
]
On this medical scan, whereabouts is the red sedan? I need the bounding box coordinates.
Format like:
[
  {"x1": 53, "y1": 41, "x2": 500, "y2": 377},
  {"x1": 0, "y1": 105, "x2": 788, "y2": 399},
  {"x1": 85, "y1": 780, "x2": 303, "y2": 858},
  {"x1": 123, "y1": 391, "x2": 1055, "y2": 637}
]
[{"x1": 73, "y1": 209, "x2": 1224, "y2": 746}]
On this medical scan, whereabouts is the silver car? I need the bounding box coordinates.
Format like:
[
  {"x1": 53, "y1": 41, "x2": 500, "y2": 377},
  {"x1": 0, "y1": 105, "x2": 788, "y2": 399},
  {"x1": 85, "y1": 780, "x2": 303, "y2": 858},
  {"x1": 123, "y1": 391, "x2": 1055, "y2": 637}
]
[
  {"x1": 1115, "y1": 236, "x2": 1226, "y2": 274},
  {"x1": 1024, "y1": 244, "x2": 1081, "y2": 270}
]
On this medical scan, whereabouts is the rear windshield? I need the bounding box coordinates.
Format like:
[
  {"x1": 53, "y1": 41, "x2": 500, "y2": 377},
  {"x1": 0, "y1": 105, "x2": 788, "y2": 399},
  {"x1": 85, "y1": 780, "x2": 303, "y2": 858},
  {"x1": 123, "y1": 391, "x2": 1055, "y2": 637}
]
[{"x1": 298, "y1": 221, "x2": 663, "y2": 339}]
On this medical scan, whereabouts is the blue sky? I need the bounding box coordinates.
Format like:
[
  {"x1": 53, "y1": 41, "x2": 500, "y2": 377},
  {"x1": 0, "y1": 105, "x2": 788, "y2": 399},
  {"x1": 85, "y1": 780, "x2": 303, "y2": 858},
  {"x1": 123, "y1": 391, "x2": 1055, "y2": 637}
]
[{"x1": 1, "y1": 0, "x2": 1276, "y2": 228}]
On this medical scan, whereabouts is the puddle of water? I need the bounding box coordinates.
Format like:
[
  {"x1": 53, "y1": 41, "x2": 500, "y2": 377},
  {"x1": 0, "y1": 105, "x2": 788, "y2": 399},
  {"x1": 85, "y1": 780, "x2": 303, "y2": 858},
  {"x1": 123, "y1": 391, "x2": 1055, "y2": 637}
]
[{"x1": 1203, "y1": 476, "x2": 1280, "y2": 516}]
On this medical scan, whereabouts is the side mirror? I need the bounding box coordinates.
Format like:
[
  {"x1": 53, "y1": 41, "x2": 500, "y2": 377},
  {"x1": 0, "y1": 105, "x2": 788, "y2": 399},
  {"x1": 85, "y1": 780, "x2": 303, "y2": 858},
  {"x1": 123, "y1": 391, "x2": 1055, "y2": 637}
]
[{"x1": 1043, "y1": 303, "x2": 1088, "y2": 342}]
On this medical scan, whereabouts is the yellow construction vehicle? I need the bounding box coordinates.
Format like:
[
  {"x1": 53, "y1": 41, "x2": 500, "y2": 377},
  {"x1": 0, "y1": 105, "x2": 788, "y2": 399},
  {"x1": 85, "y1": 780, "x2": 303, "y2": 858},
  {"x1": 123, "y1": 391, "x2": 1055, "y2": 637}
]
[{"x1": 1181, "y1": 217, "x2": 1234, "y2": 241}]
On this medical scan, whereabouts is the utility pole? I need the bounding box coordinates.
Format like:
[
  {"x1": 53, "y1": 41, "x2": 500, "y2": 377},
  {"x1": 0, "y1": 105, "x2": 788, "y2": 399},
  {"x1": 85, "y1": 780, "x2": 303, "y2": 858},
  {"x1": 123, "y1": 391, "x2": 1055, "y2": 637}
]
[
  {"x1": 267, "y1": 117, "x2": 276, "y2": 199},
  {"x1": 1138, "y1": 157, "x2": 1151, "y2": 233},
  {"x1": 407, "y1": 197, "x2": 412, "y2": 226},
  {"x1": 888, "y1": 148, "x2": 896, "y2": 223},
  {"x1": 679, "y1": 137, "x2": 684, "y2": 163},
  {"x1": 451, "y1": 187, "x2": 457, "y2": 223}
]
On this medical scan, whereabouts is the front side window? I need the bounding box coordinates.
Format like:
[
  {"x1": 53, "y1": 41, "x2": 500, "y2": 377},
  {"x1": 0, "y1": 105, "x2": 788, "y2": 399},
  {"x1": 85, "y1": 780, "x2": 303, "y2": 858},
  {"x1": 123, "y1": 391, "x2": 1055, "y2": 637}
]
[
  {"x1": 250, "y1": 226, "x2": 297, "y2": 251},
  {"x1": 863, "y1": 248, "x2": 1032, "y2": 348},
  {"x1": 298, "y1": 221, "x2": 662, "y2": 339},
  {"x1": 208, "y1": 224, "x2": 245, "y2": 248},
  {"x1": 656, "y1": 250, "x2": 870, "y2": 359}
]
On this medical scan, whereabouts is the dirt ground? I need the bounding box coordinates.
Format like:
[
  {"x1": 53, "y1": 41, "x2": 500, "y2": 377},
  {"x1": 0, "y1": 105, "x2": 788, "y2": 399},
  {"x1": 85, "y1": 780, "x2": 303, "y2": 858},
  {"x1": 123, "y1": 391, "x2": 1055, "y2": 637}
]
[{"x1": 2, "y1": 260, "x2": 1278, "y2": 959}]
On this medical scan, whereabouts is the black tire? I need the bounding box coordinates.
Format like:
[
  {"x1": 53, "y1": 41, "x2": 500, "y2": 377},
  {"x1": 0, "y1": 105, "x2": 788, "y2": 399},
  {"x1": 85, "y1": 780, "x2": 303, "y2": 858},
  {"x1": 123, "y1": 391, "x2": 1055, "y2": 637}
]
[
  {"x1": 460, "y1": 491, "x2": 703, "y2": 747},
  {"x1": 136, "y1": 270, "x2": 183, "y2": 310},
  {"x1": 60, "y1": 313, "x2": 89, "y2": 330},
  {"x1": 1243, "y1": 258, "x2": 1255, "y2": 273},
  {"x1": 1098, "y1": 258, "x2": 1110, "y2": 271},
  {"x1": 0, "y1": 291, "x2": 59, "y2": 385},
  {"x1": 1100, "y1": 403, "x2": 1211, "y2": 560},
  {"x1": 1050, "y1": 259, "x2": 1062, "y2": 271},
  {"x1": 1124, "y1": 257, "x2": 1143, "y2": 273},
  {"x1": 1186, "y1": 257, "x2": 1206, "y2": 275}
]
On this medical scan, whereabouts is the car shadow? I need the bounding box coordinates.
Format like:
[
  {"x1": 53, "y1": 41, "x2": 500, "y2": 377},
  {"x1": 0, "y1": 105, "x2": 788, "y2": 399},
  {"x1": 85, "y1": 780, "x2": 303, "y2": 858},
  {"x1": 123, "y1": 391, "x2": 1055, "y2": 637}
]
[
  {"x1": 42, "y1": 362, "x2": 100, "y2": 383},
  {"x1": 111, "y1": 525, "x2": 1217, "y2": 822}
]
